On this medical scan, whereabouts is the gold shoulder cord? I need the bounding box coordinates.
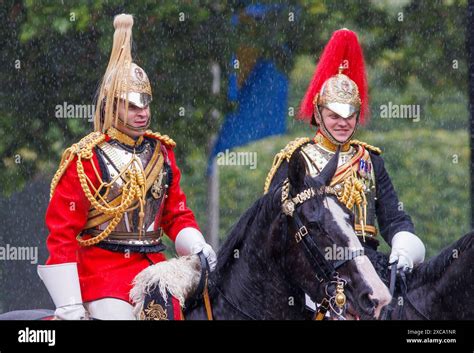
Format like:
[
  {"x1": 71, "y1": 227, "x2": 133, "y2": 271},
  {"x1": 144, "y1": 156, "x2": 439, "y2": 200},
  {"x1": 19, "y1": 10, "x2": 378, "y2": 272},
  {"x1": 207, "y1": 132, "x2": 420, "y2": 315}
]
[
  {"x1": 338, "y1": 142, "x2": 380, "y2": 241},
  {"x1": 349, "y1": 139, "x2": 382, "y2": 155},
  {"x1": 338, "y1": 168, "x2": 368, "y2": 240},
  {"x1": 49, "y1": 131, "x2": 149, "y2": 247},
  {"x1": 263, "y1": 137, "x2": 311, "y2": 194},
  {"x1": 145, "y1": 130, "x2": 176, "y2": 148},
  {"x1": 49, "y1": 132, "x2": 105, "y2": 200},
  {"x1": 78, "y1": 130, "x2": 176, "y2": 246}
]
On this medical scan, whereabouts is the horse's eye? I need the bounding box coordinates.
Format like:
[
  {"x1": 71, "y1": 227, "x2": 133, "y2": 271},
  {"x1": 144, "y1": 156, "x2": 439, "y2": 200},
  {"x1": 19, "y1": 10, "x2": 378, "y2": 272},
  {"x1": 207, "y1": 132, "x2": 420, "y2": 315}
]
[
  {"x1": 307, "y1": 222, "x2": 320, "y2": 229},
  {"x1": 307, "y1": 222, "x2": 332, "y2": 238}
]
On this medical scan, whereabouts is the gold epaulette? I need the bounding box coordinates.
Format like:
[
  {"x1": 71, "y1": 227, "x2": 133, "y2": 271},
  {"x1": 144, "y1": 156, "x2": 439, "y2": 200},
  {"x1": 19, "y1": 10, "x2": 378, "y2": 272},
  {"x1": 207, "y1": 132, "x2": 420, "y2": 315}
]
[
  {"x1": 145, "y1": 130, "x2": 176, "y2": 148},
  {"x1": 349, "y1": 139, "x2": 382, "y2": 155},
  {"x1": 49, "y1": 131, "x2": 106, "y2": 199},
  {"x1": 263, "y1": 137, "x2": 311, "y2": 194}
]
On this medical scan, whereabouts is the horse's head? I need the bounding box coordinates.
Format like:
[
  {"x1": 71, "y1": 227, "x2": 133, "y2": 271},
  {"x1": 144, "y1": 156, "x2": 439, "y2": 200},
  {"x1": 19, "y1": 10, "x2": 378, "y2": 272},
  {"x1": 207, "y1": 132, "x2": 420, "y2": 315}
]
[{"x1": 275, "y1": 148, "x2": 391, "y2": 320}]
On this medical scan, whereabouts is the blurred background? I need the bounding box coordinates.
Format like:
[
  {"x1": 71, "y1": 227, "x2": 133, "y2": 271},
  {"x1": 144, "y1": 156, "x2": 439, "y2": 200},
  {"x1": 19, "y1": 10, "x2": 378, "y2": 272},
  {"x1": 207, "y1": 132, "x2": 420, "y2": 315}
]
[{"x1": 0, "y1": 0, "x2": 469, "y2": 311}]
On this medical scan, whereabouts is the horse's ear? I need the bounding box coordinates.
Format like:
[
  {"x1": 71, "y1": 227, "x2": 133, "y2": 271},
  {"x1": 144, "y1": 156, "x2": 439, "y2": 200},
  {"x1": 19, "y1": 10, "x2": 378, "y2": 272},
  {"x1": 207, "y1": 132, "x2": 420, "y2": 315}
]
[
  {"x1": 315, "y1": 146, "x2": 340, "y2": 186},
  {"x1": 288, "y1": 150, "x2": 306, "y2": 190}
]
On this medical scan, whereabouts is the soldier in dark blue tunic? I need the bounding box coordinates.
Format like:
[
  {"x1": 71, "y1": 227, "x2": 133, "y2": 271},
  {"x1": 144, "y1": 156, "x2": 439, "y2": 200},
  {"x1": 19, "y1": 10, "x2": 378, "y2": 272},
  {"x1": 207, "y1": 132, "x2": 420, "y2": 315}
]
[{"x1": 264, "y1": 29, "x2": 425, "y2": 274}]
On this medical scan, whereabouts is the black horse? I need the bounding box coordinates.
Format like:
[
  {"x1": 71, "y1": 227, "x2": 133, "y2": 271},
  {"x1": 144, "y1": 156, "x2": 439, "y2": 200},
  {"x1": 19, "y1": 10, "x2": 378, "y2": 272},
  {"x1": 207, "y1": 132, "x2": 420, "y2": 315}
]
[
  {"x1": 183, "y1": 149, "x2": 391, "y2": 320},
  {"x1": 365, "y1": 232, "x2": 474, "y2": 320},
  {"x1": 0, "y1": 150, "x2": 391, "y2": 320},
  {"x1": 3, "y1": 147, "x2": 473, "y2": 321}
]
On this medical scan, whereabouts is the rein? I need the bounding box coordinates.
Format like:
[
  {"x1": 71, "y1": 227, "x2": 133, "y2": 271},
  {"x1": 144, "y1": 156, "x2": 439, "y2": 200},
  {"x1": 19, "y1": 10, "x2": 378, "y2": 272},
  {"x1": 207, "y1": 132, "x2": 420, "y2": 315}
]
[
  {"x1": 184, "y1": 252, "x2": 213, "y2": 320},
  {"x1": 380, "y1": 263, "x2": 430, "y2": 320},
  {"x1": 213, "y1": 286, "x2": 258, "y2": 320},
  {"x1": 201, "y1": 177, "x2": 363, "y2": 320}
]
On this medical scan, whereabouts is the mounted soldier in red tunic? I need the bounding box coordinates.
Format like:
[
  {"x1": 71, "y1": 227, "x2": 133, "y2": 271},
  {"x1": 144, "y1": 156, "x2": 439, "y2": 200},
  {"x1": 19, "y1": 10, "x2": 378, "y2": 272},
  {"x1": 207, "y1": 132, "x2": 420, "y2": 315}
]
[{"x1": 37, "y1": 14, "x2": 216, "y2": 320}]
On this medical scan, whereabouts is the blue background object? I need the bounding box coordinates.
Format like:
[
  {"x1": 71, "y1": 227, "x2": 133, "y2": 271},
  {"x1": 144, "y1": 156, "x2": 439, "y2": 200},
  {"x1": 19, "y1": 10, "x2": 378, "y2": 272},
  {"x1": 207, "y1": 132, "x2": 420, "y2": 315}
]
[{"x1": 209, "y1": 59, "x2": 288, "y2": 173}]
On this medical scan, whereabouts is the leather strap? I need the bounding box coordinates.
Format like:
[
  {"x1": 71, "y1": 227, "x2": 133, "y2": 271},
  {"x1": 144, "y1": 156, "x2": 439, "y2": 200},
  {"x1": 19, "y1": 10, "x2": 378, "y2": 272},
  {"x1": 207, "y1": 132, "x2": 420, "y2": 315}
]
[
  {"x1": 203, "y1": 277, "x2": 213, "y2": 321},
  {"x1": 314, "y1": 298, "x2": 330, "y2": 320},
  {"x1": 86, "y1": 228, "x2": 162, "y2": 241},
  {"x1": 197, "y1": 252, "x2": 213, "y2": 320}
]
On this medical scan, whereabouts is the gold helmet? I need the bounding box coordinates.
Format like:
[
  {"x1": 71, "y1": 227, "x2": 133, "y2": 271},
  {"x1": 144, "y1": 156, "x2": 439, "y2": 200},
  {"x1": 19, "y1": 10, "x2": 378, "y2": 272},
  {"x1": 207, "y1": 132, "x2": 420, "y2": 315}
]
[
  {"x1": 94, "y1": 14, "x2": 152, "y2": 133},
  {"x1": 104, "y1": 62, "x2": 152, "y2": 109},
  {"x1": 315, "y1": 66, "x2": 361, "y2": 120},
  {"x1": 300, "y1": 29, "x2": 368, "y2": 145},
  {"x1": 105, "y1": 63, "x2": 152, "y2": 108}
]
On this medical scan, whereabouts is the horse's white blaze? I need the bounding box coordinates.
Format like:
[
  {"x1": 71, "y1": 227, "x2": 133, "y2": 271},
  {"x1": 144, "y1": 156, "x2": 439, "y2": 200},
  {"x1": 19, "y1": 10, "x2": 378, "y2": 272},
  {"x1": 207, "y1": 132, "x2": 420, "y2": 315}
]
[{"x1": 324, "y1": 197, "x2": 392, "y2": 318}]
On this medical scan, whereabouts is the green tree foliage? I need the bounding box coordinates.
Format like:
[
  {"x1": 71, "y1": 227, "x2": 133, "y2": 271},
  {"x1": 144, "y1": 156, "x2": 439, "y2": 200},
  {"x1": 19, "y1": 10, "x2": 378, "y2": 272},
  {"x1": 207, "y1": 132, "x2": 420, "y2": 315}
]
[
  {"x1": 0, "y1": 0, "x2": 470, "y2": 257},
  {"x1": 1, "y1": 1, "x2": 234, "y2": 194},
  {"x1": 3, "y1": 0, "x2": 467, "y2": 193},
  {"x1": 217, "y1": 128, "x2": 469, "y2": 259}
]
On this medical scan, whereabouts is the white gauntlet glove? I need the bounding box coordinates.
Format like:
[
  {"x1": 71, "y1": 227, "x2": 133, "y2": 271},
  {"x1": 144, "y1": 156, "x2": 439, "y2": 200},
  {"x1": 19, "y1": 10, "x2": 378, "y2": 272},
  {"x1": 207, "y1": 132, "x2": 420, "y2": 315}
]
[
  {"x1": 389, "y1": 231, "x2": 425, "y2": 272},
  {"x1": 37, "y1": 263, "x2": 88, "y2": 320},
  {"x1": 175, "y1": 228, "x2": 217, "y2": 271}
]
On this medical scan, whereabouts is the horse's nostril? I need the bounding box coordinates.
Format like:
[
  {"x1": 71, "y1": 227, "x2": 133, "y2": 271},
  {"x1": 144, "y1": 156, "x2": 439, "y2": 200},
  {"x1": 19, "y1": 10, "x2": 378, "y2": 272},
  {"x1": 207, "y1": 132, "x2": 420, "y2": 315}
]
[
  {"x1": 369, "y1": 292, "x2": 392, "y2": 319},
  {"x1": 359, "y1": 292, "x2": 376, "y2": 314}
]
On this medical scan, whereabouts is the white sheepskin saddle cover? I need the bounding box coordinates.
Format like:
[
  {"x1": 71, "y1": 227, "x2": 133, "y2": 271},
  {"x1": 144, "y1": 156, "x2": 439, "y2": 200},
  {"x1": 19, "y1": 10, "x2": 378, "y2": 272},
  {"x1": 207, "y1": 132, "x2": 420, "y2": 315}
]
[{"x1": 130, "y1": 255, "x2": 202, "y2": 319}]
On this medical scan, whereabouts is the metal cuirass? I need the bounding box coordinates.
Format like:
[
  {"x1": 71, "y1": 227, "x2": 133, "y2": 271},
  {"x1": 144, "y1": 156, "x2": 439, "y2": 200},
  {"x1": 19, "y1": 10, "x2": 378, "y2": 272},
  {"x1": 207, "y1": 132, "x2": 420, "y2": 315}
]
[
  {"x1": 299, "y1": 142, "x2": 377, "y2": 238},
  {"x1": 82, "y1": 137, "x2": 169, "y2": 251}
]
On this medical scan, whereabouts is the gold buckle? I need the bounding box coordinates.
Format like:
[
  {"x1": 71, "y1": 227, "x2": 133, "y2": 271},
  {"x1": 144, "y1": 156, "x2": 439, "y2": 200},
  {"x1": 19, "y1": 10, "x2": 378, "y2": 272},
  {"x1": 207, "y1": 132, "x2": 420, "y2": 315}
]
[{"x1": 295, "y1": 226, "x2": 308, "y2": 243}]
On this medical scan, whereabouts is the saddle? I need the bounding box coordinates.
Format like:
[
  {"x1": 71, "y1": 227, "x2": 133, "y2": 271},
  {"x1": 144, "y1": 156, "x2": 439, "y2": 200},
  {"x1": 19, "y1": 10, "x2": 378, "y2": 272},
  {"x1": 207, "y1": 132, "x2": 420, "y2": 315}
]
[{"x1": 130, "y1": 253, "x2": 211, "y2": 320}]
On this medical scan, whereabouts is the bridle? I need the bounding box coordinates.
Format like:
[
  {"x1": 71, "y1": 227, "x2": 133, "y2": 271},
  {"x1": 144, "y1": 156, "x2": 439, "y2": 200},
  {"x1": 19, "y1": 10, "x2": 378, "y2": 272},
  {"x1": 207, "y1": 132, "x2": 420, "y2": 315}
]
[
  {"x1": 281, "y1": 178, "x2": 364, "y2": 320},
  {"x1": 380, "y1": 262, "x2": 430, "y2": 321},
  {"x1": 206, "y1": 178, "x2": 364, "y2": 320}
]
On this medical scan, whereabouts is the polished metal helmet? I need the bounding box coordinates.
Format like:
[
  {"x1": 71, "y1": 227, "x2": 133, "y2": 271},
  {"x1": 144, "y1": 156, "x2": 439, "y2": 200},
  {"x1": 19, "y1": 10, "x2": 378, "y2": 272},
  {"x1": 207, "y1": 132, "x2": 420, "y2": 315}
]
[
  {"x1": 315, "y1": 68, "x2": 361, "y2": 119},
  {"x1": 105, "y1": 62, "x2": 152, "y2": 109}
]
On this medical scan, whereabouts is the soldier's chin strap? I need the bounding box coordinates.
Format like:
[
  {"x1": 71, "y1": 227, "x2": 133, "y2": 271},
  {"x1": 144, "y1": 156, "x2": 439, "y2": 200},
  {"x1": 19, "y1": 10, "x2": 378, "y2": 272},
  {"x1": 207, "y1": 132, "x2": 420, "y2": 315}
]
[
  {"x1": 315, "y1": 106, "x2": 359, "y2": 146},
  {"x1": 117, "y1": 116, "x2": 151, "y2": 132}
]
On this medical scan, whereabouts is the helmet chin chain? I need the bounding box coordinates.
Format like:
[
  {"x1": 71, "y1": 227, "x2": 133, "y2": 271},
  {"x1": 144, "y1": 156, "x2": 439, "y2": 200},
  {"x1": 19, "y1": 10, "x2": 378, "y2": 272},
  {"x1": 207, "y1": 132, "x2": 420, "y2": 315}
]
[
  {"x1": 117, "y1": 116, "x2": 151, "y2": 133},
  {"x1": 315, "y1": 107, "x2": 359, "y2": 146}
]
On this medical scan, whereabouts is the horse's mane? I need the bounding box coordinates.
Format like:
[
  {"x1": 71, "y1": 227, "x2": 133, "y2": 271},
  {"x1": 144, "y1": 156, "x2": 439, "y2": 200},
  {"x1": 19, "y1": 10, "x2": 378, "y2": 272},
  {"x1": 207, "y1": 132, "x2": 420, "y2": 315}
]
[
  {"x1": 411, "y1": 231, "x2": 474, "y2": 286},
  {"x1": 219, "y1": 173, "x2": 328, "y2": 270},
  {"x1": 212, "y1": 184, "x2": 282, "y2": 277},
  {"x1": 209, "y1": 148, "x2": 338, "y2": 286}
]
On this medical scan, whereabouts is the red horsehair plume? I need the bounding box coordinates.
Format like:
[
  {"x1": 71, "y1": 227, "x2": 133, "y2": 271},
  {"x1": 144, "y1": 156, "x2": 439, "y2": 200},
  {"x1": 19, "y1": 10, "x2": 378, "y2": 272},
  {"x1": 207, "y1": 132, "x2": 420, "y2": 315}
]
[{"x1": 299, "y1": 29, "x2": 369, "y2": 125}]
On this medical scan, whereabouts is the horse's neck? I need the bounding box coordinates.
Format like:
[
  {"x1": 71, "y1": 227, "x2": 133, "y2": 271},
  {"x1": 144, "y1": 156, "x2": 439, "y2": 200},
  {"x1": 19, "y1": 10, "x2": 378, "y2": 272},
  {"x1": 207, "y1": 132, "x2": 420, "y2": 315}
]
[
  {"x1": 405, "y1": 243, "x2": 474, "y2": 320},
  {"x1": 222, "y1": 252, "x2": 304, "y2": 319},
  {"x1": 213, "y1": 212, "x2": 309, "y2": 320}
]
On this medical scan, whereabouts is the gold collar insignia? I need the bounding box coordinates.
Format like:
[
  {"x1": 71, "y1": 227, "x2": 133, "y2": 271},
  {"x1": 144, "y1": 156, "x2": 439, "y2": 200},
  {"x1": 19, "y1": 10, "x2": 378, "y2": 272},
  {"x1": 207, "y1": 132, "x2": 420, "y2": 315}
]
[
  {"x1": 314, "y1": 131, "x2": 351, "y2": 152},
  {"x1": 107, "y1": 126, "x2": 144, "y2": 147}
]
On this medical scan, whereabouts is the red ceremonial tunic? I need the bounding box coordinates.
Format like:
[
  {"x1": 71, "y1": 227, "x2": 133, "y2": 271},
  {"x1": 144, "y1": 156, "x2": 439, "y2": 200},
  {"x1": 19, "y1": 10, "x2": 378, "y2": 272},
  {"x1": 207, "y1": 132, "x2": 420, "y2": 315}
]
[{"x1": 44, "y1": 133, "x2": 200, "y2": 304}]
